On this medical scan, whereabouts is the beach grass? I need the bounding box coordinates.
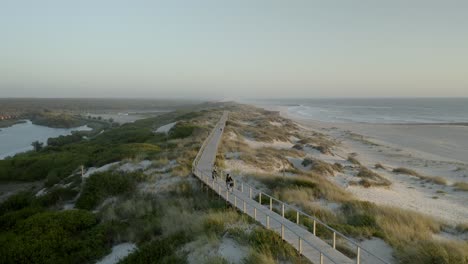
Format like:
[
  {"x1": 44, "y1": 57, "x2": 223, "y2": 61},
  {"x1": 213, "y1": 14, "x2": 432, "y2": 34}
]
[
  {"x1": 453, "y1": 182, "x2": 468, "y2": 191},
  {"x1": 347, "y1": 155, "x2": 361, "y2": 166},
  {"x1": 393, "y1": 167, "x2": 447, "y2": 185},
  {"x1": 356, "y1": 166, "x2": 391, "y2": 187}
]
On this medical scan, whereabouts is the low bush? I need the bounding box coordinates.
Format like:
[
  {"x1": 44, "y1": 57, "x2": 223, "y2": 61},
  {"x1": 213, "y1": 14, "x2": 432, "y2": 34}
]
[
  {"x1": 76, "y1": 171, "x2": 139, "y2": 210},
  {"x1": 119, "y1": 232, "x2": 189, "y2": 264},
  {"x1": 393, "y1": 167, "x2": 420, "y2": 176},
  {"x1": 0, "y1": 210, "x2": 117, "y2": 264},
  {"x1": 347, "y1": 156, "x2": 361, "y2": 166},
  {"x1": 453, "y1": 182, "x2": 468, "y2": 191}
]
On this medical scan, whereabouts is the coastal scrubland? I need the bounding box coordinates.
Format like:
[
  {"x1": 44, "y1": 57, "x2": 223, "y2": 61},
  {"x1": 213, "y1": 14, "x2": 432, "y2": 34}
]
[
  {"x1": 0, "y1": 102, "x2": 310, "y2": 264},
  {"x1": 217, "y1": 104, "x2": 468, "y2": 264}
]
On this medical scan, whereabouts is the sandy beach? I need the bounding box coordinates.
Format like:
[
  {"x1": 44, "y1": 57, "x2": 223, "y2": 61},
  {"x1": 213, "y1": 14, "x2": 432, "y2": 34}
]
[{"x1": 254, "y1": 105, "x2": 468, "y2": 226}]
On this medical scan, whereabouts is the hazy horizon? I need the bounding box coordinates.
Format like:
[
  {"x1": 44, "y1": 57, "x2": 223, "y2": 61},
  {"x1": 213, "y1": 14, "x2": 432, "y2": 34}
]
[{"x1": 1, "y1": 1, "x2": 467, "y2": 98}]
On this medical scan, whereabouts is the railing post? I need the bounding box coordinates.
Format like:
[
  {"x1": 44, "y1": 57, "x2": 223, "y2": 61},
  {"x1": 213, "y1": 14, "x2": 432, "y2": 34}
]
[
  {"x1": 259, "y1": 192, "x2": 262, "y2": 204},
  {"x1": 266, "y1": 215, "x2": 270, "y2": 229},
  {"x1": 320, "y1": 253, "x2": 324, "y2": 264},
  {"x1": 243, "y1": 201, "x2": 246, "y2": 213},
  {"x1": 254, "y1": 208, "x2": 257, "y2": 220},
  {"x1": 269, "y1": 197, "x2": 272, "y2": 211},
  {"x1": 249, "y1": 187, "x2": 252, "y2": 199},
  {"x1": 296, "y1": 211, "x2": 299, "y2": 224},
  {"x1": 281, "y1": 224, "x2": 284, "y2": 240},
  {"x1": 313, "y1": 220, "x2": 316, "y2": 236},
  {"x1": 356, "y1": 246, "x2": 361, "y2": 264},
  {"x1": 281, "y1": 203, "x2": 285, "y2": 217},
  {"x1": 333, "y1": 232, "x2": 336, "y2": 249},
  {"x1": 298, "y1": 237, "x2": 302, "y2": 255},
  {"x1": 234, "y1": 196, "x2": 237, "y2": 207}
]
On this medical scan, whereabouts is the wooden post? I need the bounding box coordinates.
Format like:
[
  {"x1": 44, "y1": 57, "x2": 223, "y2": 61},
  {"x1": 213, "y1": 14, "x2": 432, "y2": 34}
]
[
  {"x1": 298, "y1": 237, "x2": 302, "y2": 255},
  {"x1": 243, "y1": 201, "x2": 246, "y2": 213},
  {"x1": 320, "y1": 253, "x2": 324, "y2": 264},
  {"x1": 234, "y1": 196, "x2": 237, "y2": 207},
  {"x1": 296, "y1": 211, "x2": 299, "y2": 224},
  {"x1": 249, "y1": 187, "x2": 252, "y2": 199},
  {"x1": 266, "y1": 215, "x2": 270, "y2": 229},
  {"x1": 356, "y1": 246, "x2": 361, "y2": 264},
  {"x1": 333, "y1": 232, "x2": 336, "y2": 249},
  {"x1": 254, "y1": 208, "x2": 257, "y2": 220},
  {"x1": 259, "y1": 192, "x2": 262, "y2": 204},
  {"x1": 313, "y1": 220, "x2": 316, "y2": 236},
  {"x1": 281, "y1": 204, "x2": 285, "y2": 217}
]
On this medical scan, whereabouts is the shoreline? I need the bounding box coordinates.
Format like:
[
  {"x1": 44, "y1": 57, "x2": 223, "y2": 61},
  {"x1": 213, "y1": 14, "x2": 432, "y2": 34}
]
[
  {"x1": 257, "y1": 104, "x2": 468, "y2": 225},
  {"x1": 270, "y1": 105, "x2": 468, "y2": 164}
]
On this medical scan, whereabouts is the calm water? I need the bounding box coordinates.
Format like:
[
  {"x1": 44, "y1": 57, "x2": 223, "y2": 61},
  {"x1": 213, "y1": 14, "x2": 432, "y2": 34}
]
[
  {"x1": 260, "y1": 98, "x2": 468, "y2": 124},
  {"x1": 0, "y1": 120, "x2": 91, "y2": 159}
]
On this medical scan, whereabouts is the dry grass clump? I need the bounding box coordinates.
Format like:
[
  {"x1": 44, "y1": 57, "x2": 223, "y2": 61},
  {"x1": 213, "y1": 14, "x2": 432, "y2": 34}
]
[
  {"x1": 347, "y1": 155, "x2": 361, "y2": 166},
  {"x1": 356, "y1": 166, "x2": 391, "y2": 187},
  {"x1": 393, "y1": 167, "x2": 420, "y2": 176},
  {"x1": 297, "y1": 133, "x2": 336, "y2": 155},
  {"x1": 456, "y1": 222, "x2": 468, "y2": 233},
  {"x1": 301, "y1": 158, "x2": 336, "y2": 176},
  {"x1": 393, "y1": 167, "x2": 447, "y2": 185},
  {"x1": 422, "y1": 176, "x2": 447, "y2": 185},
  {"x1": 374, "y1": 206, "x2": 441, "y2": 245},
  {"x1": 396, "y1": 239, "x2": 468, "y2": 264},
  {"x1": 374, "y1": 163, "x2": 386, "y2": 170},
  {"x1": 227, "y1": 106, "x2": 298, "y2": 143},
  {"x1": 332, "y1": 162, "x2": 344, "y2": 172},
  {"x1": 453, "y1": 181, "x2": 468, "y2": 191},
  {"x1": 251, "y1": 172, "x2": 352, "y2": 203}
]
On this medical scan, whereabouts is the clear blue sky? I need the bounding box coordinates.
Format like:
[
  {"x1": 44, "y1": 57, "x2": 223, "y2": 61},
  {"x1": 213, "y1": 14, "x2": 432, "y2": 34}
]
[{"x1": 1, "y1": 1, "x2": 467, "y2": 98}]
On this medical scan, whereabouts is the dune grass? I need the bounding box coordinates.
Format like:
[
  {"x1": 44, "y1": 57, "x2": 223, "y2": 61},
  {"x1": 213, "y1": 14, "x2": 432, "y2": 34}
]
[
  {"x1": 375, "y1": 163, "x2": 386, "y2": 170},
  {"x1": 218, "y1": 104, "x2": 468, "y2": 263},
  {"x1": 356, "y1": 166, "x2": 391, "y2": 187},
  {"x1": 393, "y1": 167, "x2": 447, "y2": 185},
  {"x1": 453, "y1": 182, "x2": 468, "y2": 191},
  {"x1": 302, "y1": 158, "x2": 337, "y2": 176},
  {"x1": 347, "y1": 155, "x2": 361, "y2": 166}
]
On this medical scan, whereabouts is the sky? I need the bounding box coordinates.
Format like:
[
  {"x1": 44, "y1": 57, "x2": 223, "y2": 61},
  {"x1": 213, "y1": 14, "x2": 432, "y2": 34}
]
[{"x1": 1, "y1": 1, "x2": 467, "y2": 99}]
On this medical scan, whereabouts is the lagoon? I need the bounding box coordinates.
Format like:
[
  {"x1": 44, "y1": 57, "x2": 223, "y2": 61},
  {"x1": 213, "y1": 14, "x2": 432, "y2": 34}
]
[{"x1": 0, "y1": 120, "x2": 91, "y2": 159}]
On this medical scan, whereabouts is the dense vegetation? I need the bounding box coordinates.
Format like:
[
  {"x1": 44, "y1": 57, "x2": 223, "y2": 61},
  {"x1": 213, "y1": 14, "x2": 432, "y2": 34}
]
[
  {"x1": 0, "y1": 110, "x2": 199, "y2": 182},
  {"x1": 1, "y1": 103, "x2": 306, "y2": 264}
]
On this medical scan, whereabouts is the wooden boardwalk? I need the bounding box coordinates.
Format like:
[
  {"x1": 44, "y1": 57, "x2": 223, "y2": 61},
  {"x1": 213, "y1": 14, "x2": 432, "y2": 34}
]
[{"x1": 192, "y1": 112, "x2": 387, "y2": 264}]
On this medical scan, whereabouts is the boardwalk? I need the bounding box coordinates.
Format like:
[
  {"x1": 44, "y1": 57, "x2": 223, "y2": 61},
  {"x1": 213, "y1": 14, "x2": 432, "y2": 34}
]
[{"x1": 192, "y1": 112, "x2": 388, "y2": 264}]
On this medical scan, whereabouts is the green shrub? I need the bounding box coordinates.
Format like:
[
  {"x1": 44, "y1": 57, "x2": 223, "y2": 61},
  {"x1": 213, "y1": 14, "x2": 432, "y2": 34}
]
[
  {"x1": 0, "y1": 210, "x2": 116, "y2": 264},
  {"x1": 169, "y1": 123, "x2": 197, "y2": 139},
  {"x1": 119, "y1": 232, "x2": 189, "y2": 264},
  {"x1": 76, "y1": 172, "x2": 138, "y2": 210},
  {"x1": 0, "y1": 191, "x2": 34, "y2": 215}
]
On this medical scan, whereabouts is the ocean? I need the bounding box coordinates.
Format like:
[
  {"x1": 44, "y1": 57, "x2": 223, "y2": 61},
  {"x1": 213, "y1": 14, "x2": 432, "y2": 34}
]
[{"x1": 256, "y1": 98, "x2": 468, "y2": 124}]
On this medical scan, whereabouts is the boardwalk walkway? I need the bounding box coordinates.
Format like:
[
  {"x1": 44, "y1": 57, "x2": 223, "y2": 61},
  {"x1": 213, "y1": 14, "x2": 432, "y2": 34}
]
[{"x1": 192, "y1": 112, "x2": 388, "y2": 264}]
